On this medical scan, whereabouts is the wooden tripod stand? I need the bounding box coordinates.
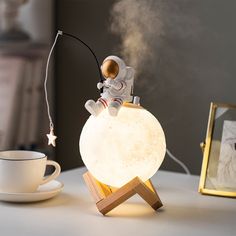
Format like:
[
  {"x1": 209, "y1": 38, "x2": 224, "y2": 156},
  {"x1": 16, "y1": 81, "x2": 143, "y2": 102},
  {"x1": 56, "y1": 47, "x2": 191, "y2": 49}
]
[{"x1": 83, "y1": 171, "x2": 163, "y2": 215}]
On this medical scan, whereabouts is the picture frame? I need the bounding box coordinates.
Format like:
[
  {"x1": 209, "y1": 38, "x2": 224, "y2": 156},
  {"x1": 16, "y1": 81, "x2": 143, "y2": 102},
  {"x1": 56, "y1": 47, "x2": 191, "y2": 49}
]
[{"x1": 199, "y1": 102, "x2": 236, "y2": 198}]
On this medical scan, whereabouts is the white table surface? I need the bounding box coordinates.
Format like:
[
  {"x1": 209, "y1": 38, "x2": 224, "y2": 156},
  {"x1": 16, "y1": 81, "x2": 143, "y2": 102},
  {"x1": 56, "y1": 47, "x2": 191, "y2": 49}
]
[{"x1": 0, "y1": 167, "x2": 235, "y2": 236}]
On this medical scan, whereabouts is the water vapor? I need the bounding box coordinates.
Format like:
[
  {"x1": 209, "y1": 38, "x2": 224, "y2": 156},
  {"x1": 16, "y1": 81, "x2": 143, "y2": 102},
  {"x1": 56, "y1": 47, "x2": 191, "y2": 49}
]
[
  {"x1": 110, "y1": 0, "x2": 163, "y2": 76},
  {"x1": 110, "y1": 0, "x2": 202, "y2": 82}
]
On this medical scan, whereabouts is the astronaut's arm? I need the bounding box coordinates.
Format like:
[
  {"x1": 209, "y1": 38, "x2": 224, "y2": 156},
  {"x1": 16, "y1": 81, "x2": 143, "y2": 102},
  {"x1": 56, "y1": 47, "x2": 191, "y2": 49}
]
[
  {"x1": 105, "y1": 79, "x2": 126, "y2": 91},
  {"x1": 126, "y1": 67, "x2": 135, "y2": 80}
]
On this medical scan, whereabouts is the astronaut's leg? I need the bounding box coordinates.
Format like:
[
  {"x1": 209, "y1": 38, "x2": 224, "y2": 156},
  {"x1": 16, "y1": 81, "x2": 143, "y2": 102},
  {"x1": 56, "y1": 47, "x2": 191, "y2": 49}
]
[
  {"x1": 85, "y1": 98, "x2": 107, "y2": 117},
  {"x1": 108, "y1": 98, "x2": 123, "y2": 116}
]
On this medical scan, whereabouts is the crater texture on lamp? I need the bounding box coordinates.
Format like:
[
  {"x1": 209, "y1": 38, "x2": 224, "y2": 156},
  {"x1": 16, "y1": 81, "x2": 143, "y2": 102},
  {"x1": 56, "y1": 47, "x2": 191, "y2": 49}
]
[{"x1": 79, "y1": 106, "x2": 166, "y2": 188}]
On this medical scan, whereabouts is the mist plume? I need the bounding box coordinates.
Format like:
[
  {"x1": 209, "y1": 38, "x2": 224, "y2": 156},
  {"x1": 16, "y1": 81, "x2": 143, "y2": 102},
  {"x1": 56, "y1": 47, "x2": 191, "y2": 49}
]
[
  {"x1": 110, "y1": 0, "x2": 201, "y2": 83},
  {"x1": 110, "y1": 0, "x2": 163, "y2": 76}
]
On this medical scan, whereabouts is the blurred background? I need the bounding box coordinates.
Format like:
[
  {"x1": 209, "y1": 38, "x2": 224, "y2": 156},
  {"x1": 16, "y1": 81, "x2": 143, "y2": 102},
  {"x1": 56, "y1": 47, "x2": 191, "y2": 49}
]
[
  {"x1": 0, "y1": 0, "x2": 54, "y2": 157},
  {"x1": 0, "y1": 0, "x2": 236, "y2": 175}
]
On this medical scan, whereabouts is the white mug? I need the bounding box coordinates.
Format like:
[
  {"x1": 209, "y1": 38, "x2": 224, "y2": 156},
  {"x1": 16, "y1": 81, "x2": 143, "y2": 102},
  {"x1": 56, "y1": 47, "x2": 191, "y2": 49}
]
[{"x1": 0, "y1": 150, "x2": 61, "y2": 193}]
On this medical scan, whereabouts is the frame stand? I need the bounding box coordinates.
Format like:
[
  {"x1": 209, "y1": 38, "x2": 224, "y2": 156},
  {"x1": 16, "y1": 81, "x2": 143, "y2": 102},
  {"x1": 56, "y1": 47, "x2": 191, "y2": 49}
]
[{"x1": 83, "y1": 171, "x2": 163, "y2": 215}]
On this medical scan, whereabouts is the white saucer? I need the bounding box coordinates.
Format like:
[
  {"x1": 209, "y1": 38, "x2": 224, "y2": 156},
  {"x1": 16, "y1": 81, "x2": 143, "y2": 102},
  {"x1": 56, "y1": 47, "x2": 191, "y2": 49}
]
[{"x1": 0, "y1": 180, "x2": 64, "y2": 203}]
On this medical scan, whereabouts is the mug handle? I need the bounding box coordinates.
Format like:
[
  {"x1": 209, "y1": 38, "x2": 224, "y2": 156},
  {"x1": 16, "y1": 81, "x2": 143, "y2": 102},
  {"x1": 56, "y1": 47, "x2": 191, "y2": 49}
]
[{"x1": 41, "y1": 160, "x2": 61, "y2": 185}]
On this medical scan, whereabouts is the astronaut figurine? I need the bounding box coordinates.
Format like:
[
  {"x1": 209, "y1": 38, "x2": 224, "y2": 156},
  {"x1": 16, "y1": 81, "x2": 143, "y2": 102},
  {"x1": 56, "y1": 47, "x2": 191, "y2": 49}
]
[{"x1": 85, "y1": 55, "x2": 135, "y2": 117}]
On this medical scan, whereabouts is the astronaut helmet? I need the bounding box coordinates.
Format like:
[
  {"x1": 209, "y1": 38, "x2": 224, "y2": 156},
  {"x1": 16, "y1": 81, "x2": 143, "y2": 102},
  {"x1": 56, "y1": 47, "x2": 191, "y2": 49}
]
[{"x1": 101, "y1": 55, "x2": 127, "y2": 80}]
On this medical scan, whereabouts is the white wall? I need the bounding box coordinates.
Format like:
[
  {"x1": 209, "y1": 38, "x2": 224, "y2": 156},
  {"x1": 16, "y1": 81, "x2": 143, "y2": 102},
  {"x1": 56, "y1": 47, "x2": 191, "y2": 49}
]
[{"x1": 19, "y1": 0, "x2": 54, "y2": 43}]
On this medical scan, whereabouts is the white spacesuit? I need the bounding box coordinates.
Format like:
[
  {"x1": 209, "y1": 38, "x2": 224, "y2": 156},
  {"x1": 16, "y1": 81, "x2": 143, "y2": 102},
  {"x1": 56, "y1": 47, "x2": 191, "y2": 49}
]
[{"x1": 85, "y1": 55, "x2": 134, "y2": 117}]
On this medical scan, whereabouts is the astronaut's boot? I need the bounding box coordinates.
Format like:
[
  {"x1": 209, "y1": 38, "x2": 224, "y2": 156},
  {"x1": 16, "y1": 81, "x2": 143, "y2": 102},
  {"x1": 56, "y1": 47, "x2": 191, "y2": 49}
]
[
  {"x1": 85, "y1": 99, "x2": 105, "y2": 117},
  {"x1": 108, "y1": 99, "x2": 122, "y2": 116}
]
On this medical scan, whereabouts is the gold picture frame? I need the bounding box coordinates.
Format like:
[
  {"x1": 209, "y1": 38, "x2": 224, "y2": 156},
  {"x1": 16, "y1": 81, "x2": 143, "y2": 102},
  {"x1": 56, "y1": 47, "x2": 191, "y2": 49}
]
[{"x1": 199, "y1": 102, "x2": 236, "y2": 197}]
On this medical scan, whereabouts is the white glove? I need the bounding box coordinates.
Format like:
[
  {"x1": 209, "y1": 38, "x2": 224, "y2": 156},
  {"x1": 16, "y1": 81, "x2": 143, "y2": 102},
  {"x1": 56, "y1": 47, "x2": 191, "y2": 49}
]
[
  {"x1": 104, "y1": 78, "x2": 113, "y2": 87},
  {"x1": 97, "y1": 82, "x2": 104, "y2": 90}
]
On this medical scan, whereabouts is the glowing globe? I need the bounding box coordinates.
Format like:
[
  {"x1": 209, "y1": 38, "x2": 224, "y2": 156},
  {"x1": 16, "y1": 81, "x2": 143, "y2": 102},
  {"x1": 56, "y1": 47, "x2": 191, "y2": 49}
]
[{"x1": 79, "y1": 104, "x2": 166, "y2": 188}]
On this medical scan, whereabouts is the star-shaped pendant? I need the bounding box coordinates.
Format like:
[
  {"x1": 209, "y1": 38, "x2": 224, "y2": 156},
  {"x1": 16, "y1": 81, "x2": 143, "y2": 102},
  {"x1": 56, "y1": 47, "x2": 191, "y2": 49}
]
[{"x1": 47, "y1": 129, "x2": 57, "y2": 147}]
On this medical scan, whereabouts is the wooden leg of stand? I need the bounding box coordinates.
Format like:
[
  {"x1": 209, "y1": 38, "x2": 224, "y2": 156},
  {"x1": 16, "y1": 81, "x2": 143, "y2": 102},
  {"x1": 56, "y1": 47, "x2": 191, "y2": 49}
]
[
  {"x1": 83, "y1": 172, "x2": 112, "y2": 202},
  {"x1": 83, "y1": 172, "x2": 163, "y2": 215},
  {"x1": 96, "y1": 177, "x2": 141, "y2": 215},
  {"x1": 145, "y1": 179, "x2": 158, "y2": 195},
  {"x1": 135, "y1": 181, "x2": 163, "y2": 210}
]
